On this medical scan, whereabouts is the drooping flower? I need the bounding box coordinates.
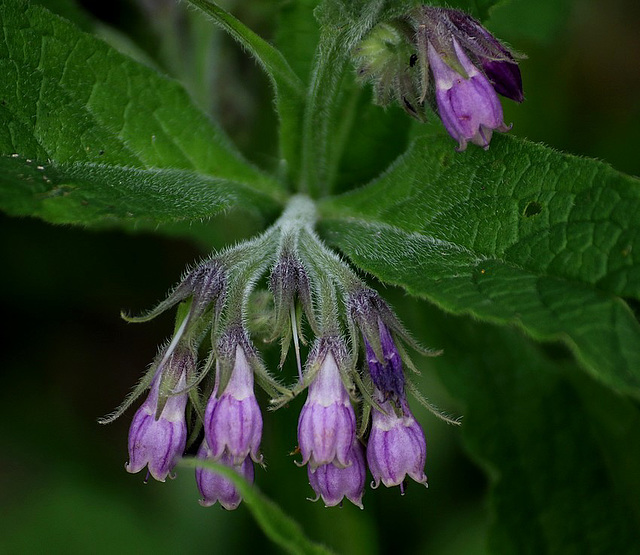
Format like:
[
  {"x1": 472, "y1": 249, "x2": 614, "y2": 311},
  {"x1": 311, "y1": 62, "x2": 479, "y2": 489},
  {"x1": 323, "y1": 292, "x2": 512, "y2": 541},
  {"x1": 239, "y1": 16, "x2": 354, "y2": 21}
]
[
  {"x1": 196, "y1": 439, "x2": 254, "y2": 510},
  {"x1": 126, "y1": 347, "x2": 194, "y2": 481},
  {"x1": 415, "y1": 6, "x2": 522, "y2": 150},
  {"x1": 297, "y1": 338, "x2": 356, "y2": 470},
  {"x1": 367, "y1": 395, "x2": 427, "y2": 492},
  {"x1": 204, "y1": 338, "x2": 263, "y2": 465},
  {"x1": 308, "y1": 440, "x2": 366, "y2": 508},
  {"x1": 427, "y1": 39, "x2": 509, "y2": 151}
]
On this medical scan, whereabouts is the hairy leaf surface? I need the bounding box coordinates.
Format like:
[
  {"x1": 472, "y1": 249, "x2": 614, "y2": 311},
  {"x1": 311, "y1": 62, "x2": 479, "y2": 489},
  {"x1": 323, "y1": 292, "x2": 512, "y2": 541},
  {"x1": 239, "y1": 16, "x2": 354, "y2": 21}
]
[
  {"x1": 0, "y1": 1, "x2": 284, "y2": 227},
  {"x1": 320, "y1": 133, "x2": 640, "y2": 394}
]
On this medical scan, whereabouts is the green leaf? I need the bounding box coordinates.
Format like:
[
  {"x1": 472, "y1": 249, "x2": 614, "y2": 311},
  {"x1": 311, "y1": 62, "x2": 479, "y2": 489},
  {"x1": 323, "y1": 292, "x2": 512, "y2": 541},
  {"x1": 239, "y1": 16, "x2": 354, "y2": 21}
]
[
  {"x1": 185, "y1": 0, "x2": 305, "y2": 186},
  {"x1": 419, "y1": 308, "x2": 640, "y2": 555},
  {"x1": 180, "y1": 458, "x2": 334, "y2": 555},
  {"x1": 0, "y1": 1, "x2": 284, "y2": 227},
  {"x1": 319, "y1": 132, "x2": 640, "y2": 395}
]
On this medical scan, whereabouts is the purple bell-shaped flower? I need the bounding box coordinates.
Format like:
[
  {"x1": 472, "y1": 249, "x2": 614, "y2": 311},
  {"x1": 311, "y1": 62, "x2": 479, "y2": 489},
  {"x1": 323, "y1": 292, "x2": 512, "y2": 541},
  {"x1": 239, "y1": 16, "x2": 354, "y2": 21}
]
[
  {"x1": 297, "y1": 340, "x2": 356, "y2": 470},
  {"x1": 126, "y1": 348, "x2": 193, "y2": 482}
]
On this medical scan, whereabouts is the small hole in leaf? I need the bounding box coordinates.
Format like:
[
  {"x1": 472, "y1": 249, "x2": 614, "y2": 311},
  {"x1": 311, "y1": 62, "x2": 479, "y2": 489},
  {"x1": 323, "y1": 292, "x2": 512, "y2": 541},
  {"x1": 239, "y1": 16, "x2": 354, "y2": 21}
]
[{"x1": 523, "y1": 201, "x2": 542, "y2": 217}]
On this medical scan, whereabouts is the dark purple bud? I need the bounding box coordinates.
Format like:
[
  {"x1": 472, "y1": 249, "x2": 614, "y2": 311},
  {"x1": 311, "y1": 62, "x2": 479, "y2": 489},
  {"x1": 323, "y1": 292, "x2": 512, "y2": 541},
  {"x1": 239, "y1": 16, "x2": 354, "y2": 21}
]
[
  {"x1": 481, "y1": 59, "x2": 523, "y2": 103},
  {"x1": 196, "y1": 440, "x2": 254, "y2": 510},
  {"x1": 297, "y1": 348, "x2": 356, "y2": 469},
  {"x1": 204, "y1": 345, "x2": 263, "y2": 465},
  {"x1": 364, "y1": 320, "x2": 405, "y2": 402},
  {"x1": 308, "y1": 441, "x2": 366, "y2": 508},
  {"x1": 126, "y1": 351, "x2": 192, "y2": 481},
  {"x1": 428, "y1": 40, "x2": 510, "y2": 151},
  {"x1": 367, "y1": 397, "x2": 427, "y2": 491}
]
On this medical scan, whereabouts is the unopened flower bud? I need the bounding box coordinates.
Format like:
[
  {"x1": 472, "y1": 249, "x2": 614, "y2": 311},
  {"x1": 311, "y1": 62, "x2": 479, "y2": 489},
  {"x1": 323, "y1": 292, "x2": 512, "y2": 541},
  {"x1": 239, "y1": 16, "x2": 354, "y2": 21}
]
[
  {"x1": 196, "y1": 440, "x2": 254, "y2": 510},
  {"x1": 308, "y1": 441, "x2": 366, "y2": 508},
  {"x1": 364, "y1": 319, "x2": 405, "y2": 403}
]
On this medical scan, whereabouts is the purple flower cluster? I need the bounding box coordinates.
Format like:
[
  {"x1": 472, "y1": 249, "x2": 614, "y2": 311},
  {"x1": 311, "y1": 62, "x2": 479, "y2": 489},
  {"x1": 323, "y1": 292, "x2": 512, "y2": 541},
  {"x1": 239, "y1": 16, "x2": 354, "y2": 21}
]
[
  {"x1": 127, "y1": 332, "x2": 264, "y2": 510},
  {"x1": 116, "y1": 228, "x2": 439, "y2": 511},
  {"x1": 295, "y1": 295, "x2": 430, "y2": 507}
]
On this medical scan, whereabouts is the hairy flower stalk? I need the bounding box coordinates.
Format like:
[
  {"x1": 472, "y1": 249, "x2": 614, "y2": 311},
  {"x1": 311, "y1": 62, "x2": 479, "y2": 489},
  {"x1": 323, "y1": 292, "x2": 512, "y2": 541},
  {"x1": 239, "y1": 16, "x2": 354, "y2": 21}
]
[{"x1": 105, "y1": 195, "x2": 455, "y2": 509}]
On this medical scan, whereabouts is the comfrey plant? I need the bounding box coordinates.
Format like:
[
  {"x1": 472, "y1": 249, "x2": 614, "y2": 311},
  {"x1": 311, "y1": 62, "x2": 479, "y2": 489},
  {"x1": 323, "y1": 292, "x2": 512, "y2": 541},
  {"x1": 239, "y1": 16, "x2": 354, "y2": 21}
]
[
  {"x1": 92, "y1": 2, "x2": 523, "y2": 510},
  {"x1": 101, "y1": 196, "x2": 453, "y2": 509},
  {"x1": 6, "y1": 0, "x2": 638, "y2": 551},
  {"x1": 86, "y1": 0, "x2": 524, "y2": 512}
]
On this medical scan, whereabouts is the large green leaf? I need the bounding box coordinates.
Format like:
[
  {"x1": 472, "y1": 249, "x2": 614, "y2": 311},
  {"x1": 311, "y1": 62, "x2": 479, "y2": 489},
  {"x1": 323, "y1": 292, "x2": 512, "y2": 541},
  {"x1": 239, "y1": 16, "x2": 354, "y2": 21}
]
[
  {"x1": 0, "y1": 1, "x2": 284, "y2": 227},
  {"x1": 319, "y1": 132, "x2": 640, "y2": 395},
  {"x1": 416, "y1": 306, "x2": 640, "y2": 555}
]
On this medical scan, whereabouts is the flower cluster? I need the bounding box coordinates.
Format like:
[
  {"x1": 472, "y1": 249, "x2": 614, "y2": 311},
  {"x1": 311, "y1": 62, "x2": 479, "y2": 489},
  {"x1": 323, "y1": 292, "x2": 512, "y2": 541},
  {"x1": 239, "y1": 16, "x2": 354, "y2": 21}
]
[
  {"x1": 102, "y1": 196, "x2": 454, "y2": 510},
  {"x1": 355, "y1": 6, "x2": 524, "y2": 150}
]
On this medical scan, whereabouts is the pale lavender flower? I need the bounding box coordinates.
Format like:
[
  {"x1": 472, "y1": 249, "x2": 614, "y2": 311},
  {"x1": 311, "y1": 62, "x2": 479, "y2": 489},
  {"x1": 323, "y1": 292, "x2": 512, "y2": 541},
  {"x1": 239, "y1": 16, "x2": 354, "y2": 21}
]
[
  {"x1": 126, "y1": 350, "x2": 192, "y2": 482},
  {"x1": 367, "y1": 396, "x2": 427, "y2": 492},
  {"x1": 428, "y1": 39, "x2": 509, "y2": 151},
  {"x1": 196, "y1": 440, "x2": 254, "y2": 510},
  {"x1": 204, "y1": 344, "x2": 263, "y2": 465},
  {"x1": 308, "y1": 441, "x2": 366, "y2": 508},
  {"x1": 297, "y1": 342, "x2": 356, "y2": 470}
]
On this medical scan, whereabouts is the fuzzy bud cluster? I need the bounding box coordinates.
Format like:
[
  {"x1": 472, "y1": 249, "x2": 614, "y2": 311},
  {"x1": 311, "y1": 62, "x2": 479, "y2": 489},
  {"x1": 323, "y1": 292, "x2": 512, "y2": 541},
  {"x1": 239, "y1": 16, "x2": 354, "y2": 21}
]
[{"x1": 104, "y1": 196, "x2": 452, "y2": 511}]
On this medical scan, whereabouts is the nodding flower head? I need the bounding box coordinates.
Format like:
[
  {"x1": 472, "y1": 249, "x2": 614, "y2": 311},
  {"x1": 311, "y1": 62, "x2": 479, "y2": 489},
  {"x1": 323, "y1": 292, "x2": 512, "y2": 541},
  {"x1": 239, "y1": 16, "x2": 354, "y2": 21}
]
[
  {"x1": 196, "y1": 440, "x2": 254, "y2": 510},
  {"x1": 308, "y1": 440, "x2": 366, "y2": 509},
  {"x1": 110, "y1": 199, "x2": 449, "y2": 509},
  {"x1": 297, "y1": 337, "x2": 356, "y2": 470},
  {"x1": 427, "y1": 39, "x2": 510, "y2": 151},
  {"x1": 126, "y1": 346, "x2": 194, "y2": 482},
  {"x1": 204, "y1": 332, "x2": 263, "y2": 465},
  {"x1": 367, "y1": 393, "x2": 428, "y2": 492},
  {"x1": 421, "y1": 6, "x2": 524, "y2": 103},
  {"x1": 414, "y1": 6, "x2": 522, "y2": 150},
  {"x1": 353, "y1": 6, "x2": 523, "y2": 148}
]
